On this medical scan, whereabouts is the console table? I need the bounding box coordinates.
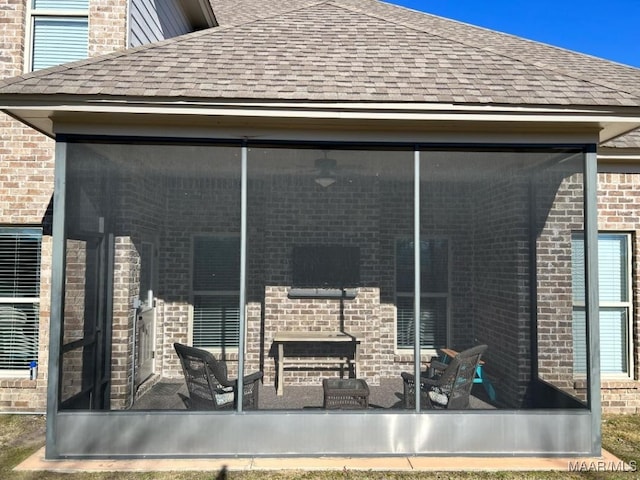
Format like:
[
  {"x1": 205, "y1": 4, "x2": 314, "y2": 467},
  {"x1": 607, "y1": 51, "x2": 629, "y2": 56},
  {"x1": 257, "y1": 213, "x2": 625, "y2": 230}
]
[{"x1": 273, "y1": 331, "x2": 361, "y2": 396}]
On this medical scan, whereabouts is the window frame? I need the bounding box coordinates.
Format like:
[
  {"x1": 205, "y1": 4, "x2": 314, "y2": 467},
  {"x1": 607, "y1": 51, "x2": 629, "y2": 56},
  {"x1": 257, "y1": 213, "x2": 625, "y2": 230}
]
[
  {"x1": 394, "y1": 236, "x2": 451, "y2": 354},
  {"x1": 190, "y1": 234, "x2": 241, "y2": 353},
  {"x1": 24, "y1": 0, "x2": 90, "y2": 73},
  {"x1": 572, "y1": 231, "x2": 633, "y2": 379},
  {"x1": 0, "y1": 226, "x2": 42, "y2": 377}
]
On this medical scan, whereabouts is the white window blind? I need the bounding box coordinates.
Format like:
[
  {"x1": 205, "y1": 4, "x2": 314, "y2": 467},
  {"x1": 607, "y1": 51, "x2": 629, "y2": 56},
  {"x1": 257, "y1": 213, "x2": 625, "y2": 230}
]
[
  {"x1": 395, "y1": 239, "x2": 448, "y2": 349},
  {"x1": 0, "y1": 228, "x2": 41, "y2": 372},
  {"x1": 572, "y1": 233, "x2": 631, "y2": 375},
  {"x1": 572, "y1": 237, "x2": 585, "y2": 304},
  {"x1": 33, "y1": 0, "x2": 89, "y2": 9},
  {"x1": 192, "y1": 237, "x2": 240, "y2": 349},
  {"x1": 31, "y1": 17, "x2": 88, "y2": 71},
  {"x1": 193, "y1": 296, "x2": 240, "y2": 349},
  {"x1": 599, "y1": 235, "x2": 628, "y2": 302},
  {"x1": 572, "y1": 308, "x2": 587, "y2": 373},
  {"x1": 600, "y1": 308, "x2": 628, "y2": 373},
  {"x1": 29, "y1": 0, "x2": 89, "y2": 72}
]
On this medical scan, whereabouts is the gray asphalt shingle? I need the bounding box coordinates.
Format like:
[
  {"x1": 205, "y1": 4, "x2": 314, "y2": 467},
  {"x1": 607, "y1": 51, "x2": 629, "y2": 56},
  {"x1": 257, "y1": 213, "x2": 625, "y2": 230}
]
[
  {"x1": 603, "y1": 129, "x2": 640, "y2": 149},
  {"x1": 0, "y1": 0, "x2": 639, "y2": 109}
]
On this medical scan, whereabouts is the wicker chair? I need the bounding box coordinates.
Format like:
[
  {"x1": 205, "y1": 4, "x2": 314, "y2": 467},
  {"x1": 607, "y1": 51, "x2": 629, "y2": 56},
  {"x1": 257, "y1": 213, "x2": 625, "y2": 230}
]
[
  {"x1": 174, "y1": 342, "x2": 262, "y2": 410},
  {"x1": 401, "y1": 344, "x2": 487, "y2": 409}
]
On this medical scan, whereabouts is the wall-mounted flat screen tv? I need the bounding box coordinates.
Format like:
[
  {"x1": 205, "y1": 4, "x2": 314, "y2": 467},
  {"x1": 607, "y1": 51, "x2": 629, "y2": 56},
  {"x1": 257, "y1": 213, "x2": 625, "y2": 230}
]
[{"x1": 292, "y1": 245, "x2": 360, "y2": 288}]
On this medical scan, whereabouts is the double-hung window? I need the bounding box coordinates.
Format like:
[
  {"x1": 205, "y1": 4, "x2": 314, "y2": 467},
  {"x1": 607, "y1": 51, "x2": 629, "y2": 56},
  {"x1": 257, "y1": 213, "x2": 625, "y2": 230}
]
[
  {"x1": 0, "y1": 228, "x2": 41, "y2": 375},
  {"x1": 192, "y1": 236, "x2": 240, "y2": 350},
  {"x1": 572, "y1": 233, "x2": 633, "y2": 377},
  {"x1": 26, "y1": 0, "x2": 89, "y2": 72},
  {"x1": 395, "y1": 238, "x2": 449, "y2": 350}
]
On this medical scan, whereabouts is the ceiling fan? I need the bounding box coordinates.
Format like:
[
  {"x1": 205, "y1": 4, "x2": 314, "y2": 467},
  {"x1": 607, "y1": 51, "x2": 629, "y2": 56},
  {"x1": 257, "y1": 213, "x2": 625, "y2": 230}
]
[{"x1": 313, "y1": 152, "x2": 338, "y2": 187}]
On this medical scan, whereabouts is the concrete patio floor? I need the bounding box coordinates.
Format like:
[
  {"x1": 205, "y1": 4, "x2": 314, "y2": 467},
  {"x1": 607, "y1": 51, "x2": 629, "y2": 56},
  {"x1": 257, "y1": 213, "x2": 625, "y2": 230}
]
[{"x1": 130, "y1": 376, "x2": 496, "y2": 410}]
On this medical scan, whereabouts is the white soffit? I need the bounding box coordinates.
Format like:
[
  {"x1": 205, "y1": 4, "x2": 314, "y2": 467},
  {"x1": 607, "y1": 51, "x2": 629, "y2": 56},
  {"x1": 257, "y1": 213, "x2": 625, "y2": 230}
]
[{"x1": 1, "y1": 100, "x2": 639, "y2": 141}]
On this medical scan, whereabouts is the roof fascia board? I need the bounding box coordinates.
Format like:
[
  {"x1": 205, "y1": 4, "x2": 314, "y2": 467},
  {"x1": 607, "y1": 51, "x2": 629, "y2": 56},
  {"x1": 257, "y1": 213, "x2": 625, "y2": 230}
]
[
  {"x1": 36, "y1": 106, "x2": 640, "y2": 130},
  {"x1": 2, "y1": 101, "x2": 639, "y2": 141},
  {"x1": 7, "y1": 105, "x2": 640, "y2": 126},
  {"x1": 599, "y1": 154, "x2": 640, "y2": 161},
  {"x1": 2, "y1": 97, "x2": 639, "y2": 118}
]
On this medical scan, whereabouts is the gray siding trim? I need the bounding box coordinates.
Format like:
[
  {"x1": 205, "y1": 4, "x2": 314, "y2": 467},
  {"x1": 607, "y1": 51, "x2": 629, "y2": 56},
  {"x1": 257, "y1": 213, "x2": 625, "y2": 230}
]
[{"x1": 129, "y1": 0, "x2": 191, "y2": 47}]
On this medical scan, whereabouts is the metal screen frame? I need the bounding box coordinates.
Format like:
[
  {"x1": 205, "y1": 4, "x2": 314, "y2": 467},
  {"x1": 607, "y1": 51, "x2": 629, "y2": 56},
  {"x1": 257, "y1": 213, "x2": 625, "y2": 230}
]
[{"x1": 46, "y1": 138, "x2": 600, "y2": 459}]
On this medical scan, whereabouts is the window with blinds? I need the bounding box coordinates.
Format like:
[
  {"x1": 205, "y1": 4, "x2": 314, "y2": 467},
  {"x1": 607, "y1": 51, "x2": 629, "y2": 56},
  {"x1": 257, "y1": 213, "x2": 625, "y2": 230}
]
[
  {"x1": 572, "y1": 233, "x2": 632, "y2": 376},
  {"x1": 192, "y1": 236, "x2": 240, "y2": 349},
  {"x1": 28, "y1": 0, "x2": 89, "y2": 72},
  {"x1": 0, "y1": 228, "x2": 41, "y2": 373},
  {"x1": 395, "y1": 238, "x2": 448, "y2": 350}
]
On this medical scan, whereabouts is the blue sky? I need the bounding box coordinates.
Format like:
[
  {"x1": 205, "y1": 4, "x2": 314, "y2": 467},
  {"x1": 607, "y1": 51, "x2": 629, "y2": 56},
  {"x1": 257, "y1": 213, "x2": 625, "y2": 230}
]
[{"x1": 389, "y1": 1, "x2": 640, "y2": 68}]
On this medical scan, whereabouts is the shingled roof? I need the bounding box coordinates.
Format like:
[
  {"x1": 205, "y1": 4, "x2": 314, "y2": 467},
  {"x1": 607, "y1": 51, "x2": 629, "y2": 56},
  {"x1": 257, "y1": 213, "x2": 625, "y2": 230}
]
[
  {"x1": 602, "y1": 129, "x2": 640, "y2": 149},
  {"x1": 1, "y1": 0, "x2": 640, "y2": 109},
  {"x1": 209, "y1": 0, "x2": 321, "y2": 26}
]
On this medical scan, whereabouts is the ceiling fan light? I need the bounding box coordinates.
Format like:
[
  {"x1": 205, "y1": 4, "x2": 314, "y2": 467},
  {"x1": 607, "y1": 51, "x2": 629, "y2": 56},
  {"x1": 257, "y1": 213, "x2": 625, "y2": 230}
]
[{"x1": 315, "y1": 175, "x2": 336, "y2": 188}]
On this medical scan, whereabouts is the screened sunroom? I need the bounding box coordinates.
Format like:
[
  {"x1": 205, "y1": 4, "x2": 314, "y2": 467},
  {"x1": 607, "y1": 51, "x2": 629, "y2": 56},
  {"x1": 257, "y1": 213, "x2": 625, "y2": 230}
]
[{"x1": 41, "y1": 132, "x2": 600, "y2": 457}]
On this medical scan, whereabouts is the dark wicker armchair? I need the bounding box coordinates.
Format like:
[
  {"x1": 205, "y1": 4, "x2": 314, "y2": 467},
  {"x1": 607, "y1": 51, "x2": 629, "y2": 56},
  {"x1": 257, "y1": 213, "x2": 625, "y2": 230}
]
[
  {"x1": 401, "y1": 344, "x2": 487, "y2": 409},
  {"x1": 174, "y1": 342, "x2": 262, "y2": 410}
]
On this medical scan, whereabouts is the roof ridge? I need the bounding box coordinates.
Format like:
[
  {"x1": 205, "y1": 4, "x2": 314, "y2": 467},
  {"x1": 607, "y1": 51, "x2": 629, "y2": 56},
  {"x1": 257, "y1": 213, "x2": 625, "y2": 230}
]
[
  {"x1": 330, "y1": 0, "x2": 640, "y2": 101},
  {"x1": 216, "y1": 0, "x2": 331, "y2": 28},
  {"x1": 209, "y1": 0, "x2": 329, "y2": 27}
]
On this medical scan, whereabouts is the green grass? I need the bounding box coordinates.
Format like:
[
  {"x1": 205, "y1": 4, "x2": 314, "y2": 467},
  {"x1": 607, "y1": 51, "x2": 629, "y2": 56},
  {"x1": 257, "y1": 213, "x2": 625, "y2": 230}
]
[
  {"x1": 1, "y1": 414, "x2": 638, "y2": 479},
  {"x1": 602, "y1": 414, "x2": 640, "y2": 468}
]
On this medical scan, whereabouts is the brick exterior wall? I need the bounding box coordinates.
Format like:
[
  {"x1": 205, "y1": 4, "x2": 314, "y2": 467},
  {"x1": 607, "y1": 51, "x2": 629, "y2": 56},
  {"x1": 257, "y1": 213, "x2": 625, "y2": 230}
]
[
  {"x1": 0, "y1": 0, "x2": 127, "y2": 411},
  {"x1": 0, "y1": 0, "x2": 49, "y2": 411},
  {"x1": 59, "y1": 240, "x2": 88, "y2": 404},
  {"x1": 472, "y1": 173, "x2": 532, "y2": 407},
  {"x1": 535, "y1": 169, "x2": 640, "y2": 413},
  {"x1": 89, "y1": 0, "x2": 128, "y2": 56},
  {"x1": 535, "y1": 169, "x2": 586, "y2": 403},
  {"x1": 256, "y1": 173, "x2": 388, "y2": 386},
  {"x1": 595, "y1": 172, "x2": 640, "y2": 413}
]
